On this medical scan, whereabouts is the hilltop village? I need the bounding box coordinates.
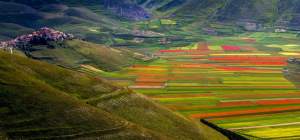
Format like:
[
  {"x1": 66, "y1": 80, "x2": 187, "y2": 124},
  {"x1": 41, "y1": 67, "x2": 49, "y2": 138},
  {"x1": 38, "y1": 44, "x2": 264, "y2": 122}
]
[{"x1": 0, "y1": 27, "x2": 74, "y2": 52}]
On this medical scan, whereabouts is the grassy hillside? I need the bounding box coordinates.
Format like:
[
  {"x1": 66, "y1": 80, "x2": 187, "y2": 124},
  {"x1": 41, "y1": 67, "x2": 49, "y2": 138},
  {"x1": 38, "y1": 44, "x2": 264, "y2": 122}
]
[
  {"x1": 24, "y1": 39, "x2": 147, "y2": 71},
  {"x1": 0, "y1": 50, "x2": 162, "y2": 140},
  {"x1": 0, "y1": 50, "x2": 227, "y2": 140}
]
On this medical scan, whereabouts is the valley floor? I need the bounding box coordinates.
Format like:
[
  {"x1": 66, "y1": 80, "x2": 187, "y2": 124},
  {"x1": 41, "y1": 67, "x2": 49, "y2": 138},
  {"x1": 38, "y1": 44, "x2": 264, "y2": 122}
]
[{"x1": 93, "y1": 32, "x2": 300, "y2": 139}]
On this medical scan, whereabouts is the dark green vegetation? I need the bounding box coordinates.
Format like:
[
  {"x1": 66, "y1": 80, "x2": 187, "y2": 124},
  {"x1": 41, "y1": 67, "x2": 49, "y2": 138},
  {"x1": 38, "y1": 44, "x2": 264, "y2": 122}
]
[{"x1": 0, "y1": 50, "x2": 227, "y2": 140}]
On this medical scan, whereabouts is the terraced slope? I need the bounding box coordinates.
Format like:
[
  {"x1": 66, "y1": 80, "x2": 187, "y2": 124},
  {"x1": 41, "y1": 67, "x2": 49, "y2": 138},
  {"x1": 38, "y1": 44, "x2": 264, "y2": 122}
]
[{"x1": 0, "y1": 50, "x2": 227, "y2": 140}]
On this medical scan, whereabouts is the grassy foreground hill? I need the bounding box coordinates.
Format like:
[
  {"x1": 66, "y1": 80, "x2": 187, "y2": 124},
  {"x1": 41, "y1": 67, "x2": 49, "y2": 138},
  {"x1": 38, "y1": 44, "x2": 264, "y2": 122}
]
[{"x1": 0, "y1": 50, "x2": 227, "y2": 140}]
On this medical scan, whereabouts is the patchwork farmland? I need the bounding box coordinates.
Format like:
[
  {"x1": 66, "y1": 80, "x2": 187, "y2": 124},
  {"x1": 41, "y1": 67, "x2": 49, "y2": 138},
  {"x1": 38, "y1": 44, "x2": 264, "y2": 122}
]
[{"x1": 100, "y1": 33, "x2": 300, "y2": 139}]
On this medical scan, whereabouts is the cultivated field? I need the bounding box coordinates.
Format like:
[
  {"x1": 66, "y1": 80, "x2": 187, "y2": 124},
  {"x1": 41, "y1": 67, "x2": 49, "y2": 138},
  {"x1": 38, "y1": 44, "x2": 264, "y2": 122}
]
[{"x1": 101, "y1": 33, "x2": 300, "y2": 139}]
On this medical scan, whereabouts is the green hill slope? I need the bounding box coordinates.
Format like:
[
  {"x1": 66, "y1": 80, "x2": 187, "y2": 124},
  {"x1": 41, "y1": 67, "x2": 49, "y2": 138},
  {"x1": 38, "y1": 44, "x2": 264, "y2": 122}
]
[
  {"x1": 0, "y1": 50, "x2": 227, "y2": 140},
  {"x1": 0, "y1": 51, "x2": 162, "y2": 140},
  {"x1": 25, "y1": 39, "x2": 147, "y2": 71}
]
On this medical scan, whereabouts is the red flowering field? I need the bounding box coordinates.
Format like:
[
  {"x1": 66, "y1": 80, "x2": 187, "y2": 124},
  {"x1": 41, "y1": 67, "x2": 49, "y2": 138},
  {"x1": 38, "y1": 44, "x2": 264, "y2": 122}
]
[{"x1": 222, "y1": 45, "x2": 241, "y2": 51}]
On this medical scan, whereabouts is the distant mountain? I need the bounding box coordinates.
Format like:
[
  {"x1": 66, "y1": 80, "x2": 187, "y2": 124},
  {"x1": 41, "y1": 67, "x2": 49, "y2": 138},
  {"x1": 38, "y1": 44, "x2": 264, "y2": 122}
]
[
  {"x1": 0, "y1": 1, "x2": 129, "y2": 43},
  {"x1": 1, "y1": 0, "x2": 300, "y2": 43},
  {"x1": 118, "y1": 0, "x2": 300, "y2": 31},
  {"x1": 149, "y1": 0, "x2": 300, "y2": 29},
  {"x1": 1, "y1": 0, "x2": 151, "y2": 20}
]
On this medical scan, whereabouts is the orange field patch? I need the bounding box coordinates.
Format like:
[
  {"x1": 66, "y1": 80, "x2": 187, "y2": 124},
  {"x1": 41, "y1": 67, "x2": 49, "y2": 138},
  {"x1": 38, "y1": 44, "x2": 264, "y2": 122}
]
[
  {"x1": 216, "y1": 66, "x2": 257, "y2": 71},
  {"x1": 197, "y1": 43, "x2": 210, "y2": 51},
  {"x1": 218, "y1": 101, "x2": 256, "y2": 107},
  {"x1": 209, "y1": 56, "x2": 287, "y2": 62},
  {"x1": 210, "y1": 56, "x2": 288, "y2": 66},
  {"x1": 175, "y1": 63, "x2": 217, "y2": 68},
  {"x1": 220, "y1": 93, "x2": 300, "y2": 99},
  {"x1": 256, "y1": 99, "x2": 300, "y2": 106},
  {"x1": 245, "y1": 61, "x2": 287, "y2": 66}
]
